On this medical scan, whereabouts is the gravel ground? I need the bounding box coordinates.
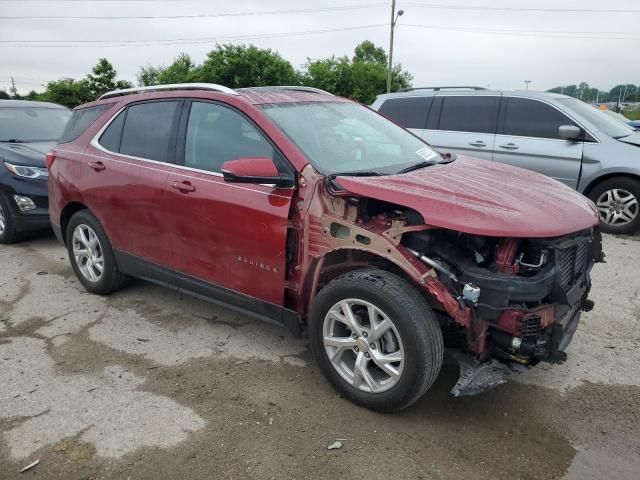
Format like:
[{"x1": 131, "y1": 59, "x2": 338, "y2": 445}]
[{"x1": 1, "y1": 232, "x2": 638, "y2": 480}]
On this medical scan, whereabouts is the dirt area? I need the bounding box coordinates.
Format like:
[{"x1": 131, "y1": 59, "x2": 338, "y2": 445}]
[{"x1": 1, "y1": 232, "x2": 639, "y2": 480}]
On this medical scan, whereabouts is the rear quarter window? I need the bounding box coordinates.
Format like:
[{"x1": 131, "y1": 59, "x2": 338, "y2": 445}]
[
  {"x1": 378, "y1": 97, "x2": 431, "y2": 129},
  {"x1": 59, "y1": 103, "x2": 113, "y2": 144}
]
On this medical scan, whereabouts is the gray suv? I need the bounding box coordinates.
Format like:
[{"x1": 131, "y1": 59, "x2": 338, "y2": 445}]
[{"x1": 372, "y1": 87, "x2": 640, "y2": 234}]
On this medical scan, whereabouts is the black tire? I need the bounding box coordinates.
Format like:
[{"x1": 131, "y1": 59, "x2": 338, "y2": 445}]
[
  {"x1": 0, "y1": 191, "x2": 22, "y2": 245},
  {"x1": 588, "y1": 177, "x2": 640, "y2": 235},
  {"x1": 309, "y1": 269, "x2": 444, "y2": 413},
  {"x1": 66, "y1": 209, "x2": 128, "y2": 295}
]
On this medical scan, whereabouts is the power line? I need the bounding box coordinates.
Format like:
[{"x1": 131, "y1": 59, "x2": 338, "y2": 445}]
[
  {"x1": 8, "y1": 23, "x2": 638, "y2": 44},
  {"x1": 0, "y1": 3, "x2": 387, "y2": 19},
  {"x1": 5, "y1": 24, "x2": 387, "y2": 48},
  {"x1": 401, "y1": 24, "x2": 640, "y2": 40},
  {"x1": 403, "y1": 2, "x2": 640, "y2": 13}
]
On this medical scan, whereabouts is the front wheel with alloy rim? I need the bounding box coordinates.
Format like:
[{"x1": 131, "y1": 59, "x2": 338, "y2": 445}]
[
  {"x1": 66, "y1": 210, "x2": 128, "y2": 295},
  {"x1": 309, "y1": 269, "x2": 444, "y2": 412},
  {"x1": 589, "y1": 177, "x2": 640, "y2": 234}
]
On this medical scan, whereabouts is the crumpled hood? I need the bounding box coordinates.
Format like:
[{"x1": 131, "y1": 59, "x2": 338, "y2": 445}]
[
  {"x1": 0, "y1": 141, "x2": 55, "y2": 167},
  {"x1": 336, "y1": 156, "x2": 599, "y2": 238}
]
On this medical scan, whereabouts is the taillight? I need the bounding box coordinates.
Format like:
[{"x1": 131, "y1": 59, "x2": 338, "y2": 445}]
[{"x1": 45, "y1": 151, "x2": 56, "y2": 169}]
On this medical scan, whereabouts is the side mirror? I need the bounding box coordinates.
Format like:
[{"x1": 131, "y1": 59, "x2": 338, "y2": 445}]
[
  {"x1": 558, "y1": 125, "x2": 581, "y2": 141},
  {"x1": 221, "y1": 157, "x2": 293, "y2": 187}
]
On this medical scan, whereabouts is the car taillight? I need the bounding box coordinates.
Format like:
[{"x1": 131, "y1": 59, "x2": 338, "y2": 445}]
[{"x1": 45, "y1": 151, "x2": 56, "y2": 169}]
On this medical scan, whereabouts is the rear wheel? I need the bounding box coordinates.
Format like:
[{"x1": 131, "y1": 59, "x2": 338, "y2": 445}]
[
  {"x1": 309, "y1": 269, "x2": 443, "y2": 412},
  {"x1": 0, "y1": 192, "x2": 21, "y2": 245},
  {"x1": 589, "y1": 177, "x2": 640, "y2": 234},
  {"x1": 66, "y1": 210, "x2": 128, "y2": 294}
]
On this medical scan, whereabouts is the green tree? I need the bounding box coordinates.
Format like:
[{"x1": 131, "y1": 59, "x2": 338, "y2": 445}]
[
  {"x1": 353, "y1": 40, "x2": 387, "y2": 65},
  {"x1": 302, "y1": 40, "x2": 412, "y2": 104},
  {"x1": 39, "y1": 78, "x2": 93, "y2": 108},
  {"x1": 25, "y1": 90, "x2": 41, "y2": 101},
  {"x1": 193, "y1": 44, "x2": 298, "y2": 87},
  {"x1": 138, "y1": 53, "x2": 197, "y2": 86},
  {"x1": 0, "y1": 89, "x2": 10, "y2": 100},
  {"x1": 85, "y1": 58, "x2": 133, "y2": 98}
]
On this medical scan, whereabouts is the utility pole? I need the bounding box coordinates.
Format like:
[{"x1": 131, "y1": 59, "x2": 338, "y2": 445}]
[
  {"x1": 9, "y1": 77, "x2": 17, "y2": 98},
  {"x1": 387, "y1": 1, "x2": 404, "y2": 93},
  {"x1": 524, "y1": 80, "x2": 531, "y2": 90}
]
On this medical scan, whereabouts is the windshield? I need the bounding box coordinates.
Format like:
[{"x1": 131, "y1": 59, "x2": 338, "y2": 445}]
[
  {"x1": 0, "y1": 107, "x2": 71, "y2": 142},
  {"x1": 558, "y1": 98, "x2": 634, "y2": 139},
  {"x1": 260, "y1": 101, "x2": 441, "y2": 175}
]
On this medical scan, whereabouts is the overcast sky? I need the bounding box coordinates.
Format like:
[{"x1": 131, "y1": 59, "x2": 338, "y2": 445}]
[{"x1": 1, "y1": 0, "x2": 639, "y2": 96}]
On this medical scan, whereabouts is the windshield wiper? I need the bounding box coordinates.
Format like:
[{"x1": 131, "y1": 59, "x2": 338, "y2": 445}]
[
  {"x1": 396, "y1": 161, "x2": 438, "y2": 175},
  {"x1": 1, "y1": 139, "x2": 26, "y2": 143},
  {"x1": 330, "y1": 171, "x2": 385, "y2": 178}
]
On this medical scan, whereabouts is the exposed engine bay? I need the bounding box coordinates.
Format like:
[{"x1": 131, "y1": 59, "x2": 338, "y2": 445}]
[
  {"x1": 400, "y1": 227, "x2": 604, "y2": 394},
  {"x1": 308, "y1": 185, "x2": 605, "y2": 396}
]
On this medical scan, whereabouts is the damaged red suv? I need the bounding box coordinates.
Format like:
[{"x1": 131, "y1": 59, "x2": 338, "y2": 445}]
[{"x1": 48, "y1": 84, "x2": 603, "y2": 412}]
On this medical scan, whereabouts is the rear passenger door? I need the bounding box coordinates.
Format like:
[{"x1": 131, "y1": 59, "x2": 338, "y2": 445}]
[
  {"x1": 418, "y1": 95, "x2": 500, "y2": 161},
  {"x1": 85, "y1": 99, "x2": 182, "y2": 278},
  {"x1": 494, "y1": 97, "x2": 583, "y2": 188}
]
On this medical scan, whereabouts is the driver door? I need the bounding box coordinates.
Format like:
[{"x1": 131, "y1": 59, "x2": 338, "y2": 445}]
[{"x1": 164, "y1": 100, "x2": 294, "y2": 306}]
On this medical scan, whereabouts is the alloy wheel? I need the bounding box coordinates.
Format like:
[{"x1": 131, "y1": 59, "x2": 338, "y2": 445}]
[
  {"x1": 323, "y1": 299, "x2": 405, "y2": 393},
  {"x1": 72, "y1": 224, "x2": 104, "y2": 282},
  {"x1": 596, "y1": 188, "x2": 639, "y2": 227},
  {"x1": 0, "y1": 202, "x2": 5, "y2": 235}
]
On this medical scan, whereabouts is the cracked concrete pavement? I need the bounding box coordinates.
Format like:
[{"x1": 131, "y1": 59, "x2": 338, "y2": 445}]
[{"x1": 1, "y1": 232, "x2": 638, "y2": 479}]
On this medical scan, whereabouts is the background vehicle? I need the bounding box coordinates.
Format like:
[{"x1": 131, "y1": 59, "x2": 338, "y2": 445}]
[
  {"x1": 372, "y1": 87, "x2": 640, "y2": 234},
  {"x1": 0, "y1": 100, "x2": 70, "y2": 244},
  {"x1": 602, "y1": 109, "x2": 640, "y2": 132},
  {"x1": 48, "y1": 84, "x2": 601, "y2": 412}
]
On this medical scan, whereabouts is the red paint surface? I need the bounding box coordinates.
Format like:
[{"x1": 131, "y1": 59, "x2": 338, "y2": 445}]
[
  {"x1": 221, "y1": 157, "x2": 279, "y2": 178},
  {"x1": 336, "y1": 156, "x2": 599, "y2": 238}
]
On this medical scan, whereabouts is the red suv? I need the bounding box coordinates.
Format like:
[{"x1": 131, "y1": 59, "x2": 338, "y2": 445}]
[{"x1": 48, "y1": 84, "x2": 603, "y2": 412}]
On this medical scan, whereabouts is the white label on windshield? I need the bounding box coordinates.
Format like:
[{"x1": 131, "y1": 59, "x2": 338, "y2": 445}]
[{"x1": 415, "y1": 147, "x2": 439, "y2": 162}]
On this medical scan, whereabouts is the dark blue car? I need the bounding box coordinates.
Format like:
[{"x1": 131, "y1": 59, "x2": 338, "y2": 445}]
[{"x1": 0, "y1": 100, "x2": 70, "y2": 244}]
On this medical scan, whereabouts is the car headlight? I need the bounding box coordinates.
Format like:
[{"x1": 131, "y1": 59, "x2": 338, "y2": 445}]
[{"x1": 4, "y1": 162, "x2": 48, "y2": 179}]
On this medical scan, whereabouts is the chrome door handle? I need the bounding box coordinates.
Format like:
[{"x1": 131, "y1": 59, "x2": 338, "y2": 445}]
[
  {"x1": 88, "y1": 161, "x2": 105, "y2": 171},
  {"x1": 171, "y1": 181, "x2": 196, "y2": 193},
  {"x1": 468, "y1": 141, "x2": 486, "y2": 147},
  {"x1": 498, "y1": 143, "x2": 519, "y2": 150}
]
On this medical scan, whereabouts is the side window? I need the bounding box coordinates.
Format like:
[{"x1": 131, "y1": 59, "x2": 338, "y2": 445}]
[
  {"x1": 185, "y1": 101, "x2": 276, "y2": 173},
  {"x1": 437, "y1": 96, "x2": 500, "y2": 134},
  {"x1": 119, "y1": 101, "x2": 180, "y2": 162},
  {"x1": 98, "y1": 110, "x2": 125, "y2": 152},
  {"x1": 59, "y1": 103, "x2": 112, "y2": 143},
  {"x1": 378, "y1": 97, "x2": 431, "y2": 129},
  {"x1": 501, "y1": 98, "x2": 577, "y2": 139}
]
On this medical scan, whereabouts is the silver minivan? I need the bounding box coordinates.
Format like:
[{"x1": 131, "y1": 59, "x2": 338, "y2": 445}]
[{"x1": 372, "y1": 87, "x2": 640, "y2": 234}]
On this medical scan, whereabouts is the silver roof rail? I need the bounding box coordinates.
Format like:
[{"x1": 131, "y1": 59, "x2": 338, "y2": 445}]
[
  {"x1": 399, "y1": 86, "x2": 488, "y2": 92},
  {"x1": 98, "y1": 83, "x2": 239, "y2": 100},
  {"x1": 237, "y1": 85, "x2": 334, "y2": 96}
]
